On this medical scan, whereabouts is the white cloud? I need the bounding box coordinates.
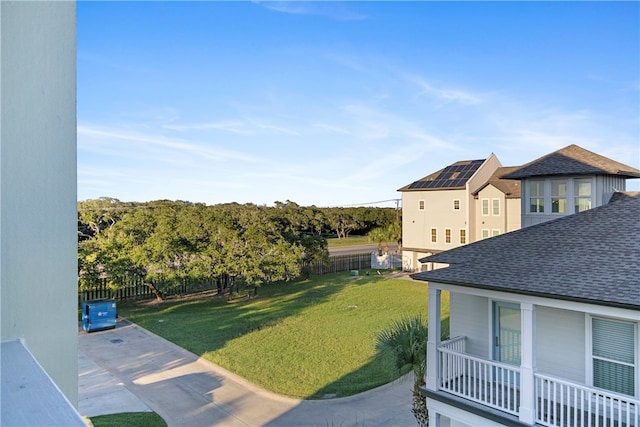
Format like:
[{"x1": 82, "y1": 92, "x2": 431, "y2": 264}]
[
  {"x1": 163, "y1": 119, "x2": 300, "y2": 136},
  {"x1": 405, "y1": 75, "x2": 484, "y2": 105},
  {"x1": 255, "y1": 1, "x2": 368, "y2": 21},
  {"x1": 78, "y1": 125, "x2": 261, "y2": 163}
]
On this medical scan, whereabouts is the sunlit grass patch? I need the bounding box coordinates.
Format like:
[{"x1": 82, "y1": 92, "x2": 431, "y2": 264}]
[{"x1": 119, "y1": 272, "x2": 448, "y2": 399}]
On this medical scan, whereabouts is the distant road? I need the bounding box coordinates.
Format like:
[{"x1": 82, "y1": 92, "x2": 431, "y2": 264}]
[{"x1": 328, "y1": 243, "x2": 399, "y2": 256}]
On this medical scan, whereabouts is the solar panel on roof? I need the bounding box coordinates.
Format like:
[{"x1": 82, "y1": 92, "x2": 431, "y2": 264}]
[{"x1": 405, "y1": 159, "x2": 485, "y2": 190}]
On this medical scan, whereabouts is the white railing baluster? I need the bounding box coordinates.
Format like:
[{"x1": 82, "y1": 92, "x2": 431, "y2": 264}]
[
  {"x1": 436, "y1": 337, "x2": 520, "y2": 416},
  {"x1": 534, "y1": 373, "x2": 640, "y2": 427},
  {"x1": 439, "y1": 338, "x2": 638, "y2": 426}
]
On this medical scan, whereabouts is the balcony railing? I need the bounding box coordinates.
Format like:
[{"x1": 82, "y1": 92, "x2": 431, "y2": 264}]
[
  {"x1": 436, "y1": 337, "x2": 640, "y2": 426},
  {"x1": 535, "y1": 373, "x2": 639, "y2": 427},
  {"x1": 438, "y1": 336, "x2": 520, "y2": 416}
]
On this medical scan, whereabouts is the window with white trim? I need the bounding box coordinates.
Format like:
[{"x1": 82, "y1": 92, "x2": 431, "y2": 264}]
[
  {"x1": 492, "y1": 198, "x2": 500, "y2": 216},
  {"x1": 482, "y1": 199, "x2": 489, "y2": 216},
  {"x1": 459, "y1": 229, "x2": 466, "y2": 244},
  {"x1": 492, "y1": 229, "x2": 500, "y2": 237},
  {"x1": 431, "y1": 228, "x2": 437, "y2": 243},
  {"x1": 551, "y1": 180, "x2": 567, "y2": 213},
  {"x1": 529, "y1": 181, "x2": 545, "y2": 213},
  {"x1": 419, "y1": 200, "x2": 425, "y2": 210},
  {"x1": 482, "y1": 229, "x2": 489, "y2": 239},
  {"x1": 592, "y1": 317, "x2": 636, "y2": 396},
  {"x1": 453, "y1": 199, "x2": 460, "y2": 211},
  {"x1": 445, "y1": 228, "x2": 451, "y2": 244},
  {"x1": 575, "y1": 179, "x2": 592, "y2": 213}
]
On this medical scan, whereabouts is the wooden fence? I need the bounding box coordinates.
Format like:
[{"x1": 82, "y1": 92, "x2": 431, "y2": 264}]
[
  {"x1": 78, "y1": 253, "x2": 374, "y2": 303},
  {"x1": 78, "y1": 276, "x2": 216, "y2": 305}
]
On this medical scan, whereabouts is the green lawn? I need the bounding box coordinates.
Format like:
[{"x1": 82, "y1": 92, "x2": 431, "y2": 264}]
[
  {"x1": 119, "y1": 271, "x2": 449, "y2": 399},
  {"x1": 89, "y1": 412, "x2": 166, "y2": 427},
  {"x1": 326, "y1": 235, "x2": 370, "y2": 247}
]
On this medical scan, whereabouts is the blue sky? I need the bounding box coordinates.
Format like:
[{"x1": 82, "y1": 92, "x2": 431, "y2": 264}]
[{"x1": 77, "y1": 1, "x2": 640, "y2": 207}]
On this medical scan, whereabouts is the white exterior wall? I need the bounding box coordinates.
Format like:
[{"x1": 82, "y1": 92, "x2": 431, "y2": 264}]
[
  {"x1": 402, "y1": 188, "x2": 467, "y2": 271},
  {"x1": 450, "y1": 293, "x2": 489, "y2": 357},
  {"x1": 428, "y1": 400, "x2": 506, "y2": 427},
  {"x1": 401, "y1": 155, "x2": 502, "y2": 271},
  {"x1": 597, "y1": 175, "x2": 629, "y2": 205},
  {"x1": 505, "y1": 197, "x2": 521, "y2": 232},
  {"x1": 536, "y1": 306, "x2": 585, "y2": 383},
  {"x1": 402, "y1": 188, "x2": 468, "y2": 251},
  {"x1": 1, "y1": 1, "x2": 77, "y2": 405},
  {"x1": 475, "y1": 184, "x2": 521, "y2": 240},
  {"x1": 465, "y1": 154, "x2": 501, "y2": 242}
]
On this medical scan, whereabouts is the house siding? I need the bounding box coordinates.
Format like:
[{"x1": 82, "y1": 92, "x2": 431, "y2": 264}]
[
  {"x1": 597, "y1": 175, "x2": 627, "y2": 205},
  {"x1": 475, "y1": 184, "x2": 521, "y2": 240},
  {"x1": 402, "y1": 188, "x2": 467, "y2": 252},
  {"x1": 520, "y1": 175, "x2": 629, "y2": 227},
  {"x1": 535, "y1": 306, "x2": 585, "y2": 383},
  {"x1": 450, "y1": 293, "x2": 490, "y2": 358},
  {"x1": 402, "y1": 188, "x2": 467, "y2": 271},
  {"x1": 400, "y1": 155, "x2": 503, "y2": 271},
  {"x1": 0, "y1": 1, "x2": 78, "y2": 405}
]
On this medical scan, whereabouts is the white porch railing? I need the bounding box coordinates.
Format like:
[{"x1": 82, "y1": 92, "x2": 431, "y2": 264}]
[
  {"x1": 438, "y1": 337, "x2": 521, "y2": 416},
  {"x1": 535, "y1": 373, "x2": 639, "y2": 427},
  {"x1": 436, "y1": 338, "x2": 639, "y2": 426}
]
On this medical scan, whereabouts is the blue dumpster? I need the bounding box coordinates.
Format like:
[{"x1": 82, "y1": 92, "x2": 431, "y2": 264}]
[{"x1": 82, "y1": 299, "x2": 117, "y2": 332}]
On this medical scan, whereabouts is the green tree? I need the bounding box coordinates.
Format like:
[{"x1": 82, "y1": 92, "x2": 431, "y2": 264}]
[
  {"x1": 326, "y1": 209, "x2": 363, "y2": 239},
  {"x1": 367, "y1": 227, "x2": 387, "y2": 255},
  {"x1": 385, "y1": 221, "x2": 402, "y2": 253},
  {"x1": 376, "y1": 316, "x2": 429, "y2": 427}
]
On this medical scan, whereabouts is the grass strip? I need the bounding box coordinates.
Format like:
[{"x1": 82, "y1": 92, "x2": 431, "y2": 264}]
[{"x1": 89, "y1": 412, "x2": 167, "y2": 427}]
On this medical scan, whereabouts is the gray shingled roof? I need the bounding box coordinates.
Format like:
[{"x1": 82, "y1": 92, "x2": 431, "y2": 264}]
[
  {"x1": 502, "y1": 144, "x2": 640, "y2": 179},
  {"x1": 412, "y1": 194, "x2": 640, "y2": 310},
  {"x1": 472, "y1": 166, "x2": 522, "y2": 198}
]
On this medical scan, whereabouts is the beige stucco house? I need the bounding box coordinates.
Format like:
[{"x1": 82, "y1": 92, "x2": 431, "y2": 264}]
[
  {"x1": 399, "y1": 154, "x2": 523, "y2": 272},
  {"x1": 1, "y1": 2, "x2": 83, "y2": 425},
  {"x1": 472, "y1": 166, "x2": 522, "y2": 241}
]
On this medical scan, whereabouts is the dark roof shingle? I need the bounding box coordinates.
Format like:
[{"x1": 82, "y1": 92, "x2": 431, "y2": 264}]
[
  {"x1": 412, "y1": 194, "x2": 640, "y2": 309},
  {"x1": 472, "y1": 166, "x2": 521, "y2": 198},
  {"x1": 502, "y1": 145, "x2": 640, "y2": 179}
]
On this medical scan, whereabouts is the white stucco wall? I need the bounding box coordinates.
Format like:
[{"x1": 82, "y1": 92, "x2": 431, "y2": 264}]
[
  {"x1": 402, "y1": 188, "x2": 467, "y2": 252},
  {"x1": 1, "y1": 1, "x2": 77, "y2": 404},
  {"x1": 475, "y1": 184, "x2": 521, "y2": 240}
]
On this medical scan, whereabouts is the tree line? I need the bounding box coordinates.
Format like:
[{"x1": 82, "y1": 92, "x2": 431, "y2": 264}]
[{"x1": 78, "y1": 198, "x2": 399, "y2": 299}]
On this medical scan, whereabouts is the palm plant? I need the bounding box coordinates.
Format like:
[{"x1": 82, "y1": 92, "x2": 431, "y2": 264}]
[
  {"x1": 367, "y1": 227, "x2": 387, "y2": 255},
  {"x1": 376, "y1": 315, "x2": 429, "y2": 427}
]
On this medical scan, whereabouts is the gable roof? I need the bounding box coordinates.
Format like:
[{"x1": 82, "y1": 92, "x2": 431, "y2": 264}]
[
  {"x1": 411, "y1": 194, "x2": 640, "y2": 310},
  {"x1": 398, "y1": 159, "x2": 486, "y2": 192},
  {"x1": 502, "y1": 144, "x2": 640, "y2": 180},
  {"x1": 472, "y1": 166, "x2": 521, "y2": 199}
]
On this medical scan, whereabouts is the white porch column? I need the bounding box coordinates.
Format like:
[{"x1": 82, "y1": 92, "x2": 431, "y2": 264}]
[
  {"x1": 426, "y1": 286, "x2": 442, "y2": 391},
  {"x1": 519, "y1": 302, "x2": 536, "y2": 424}
]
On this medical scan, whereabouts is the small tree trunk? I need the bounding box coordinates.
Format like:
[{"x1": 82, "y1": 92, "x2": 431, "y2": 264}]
[
  {"x1": 144, "y1": 281, "x2": 164, "y2": 301},
  {"x1": 412, "y1": 381, "x2": 428, "y2": 427}
]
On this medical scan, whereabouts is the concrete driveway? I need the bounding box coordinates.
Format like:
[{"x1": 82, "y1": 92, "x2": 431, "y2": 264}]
[{"x1": 78, "y1": 320, "x2": 416, "y2": 427}]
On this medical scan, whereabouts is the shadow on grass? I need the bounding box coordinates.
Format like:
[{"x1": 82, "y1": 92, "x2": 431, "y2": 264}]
[
  {"x1": 117, "y1": 271, "x2": 363, "y2": 357},
  {"x1": 310, "y1": 316, "x2": 451, "y2": 400}
]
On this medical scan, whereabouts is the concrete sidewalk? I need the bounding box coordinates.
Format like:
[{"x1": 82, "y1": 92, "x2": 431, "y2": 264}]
[{"x1": 78, "y1": 320, "x2": 416, "y2": 427}]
